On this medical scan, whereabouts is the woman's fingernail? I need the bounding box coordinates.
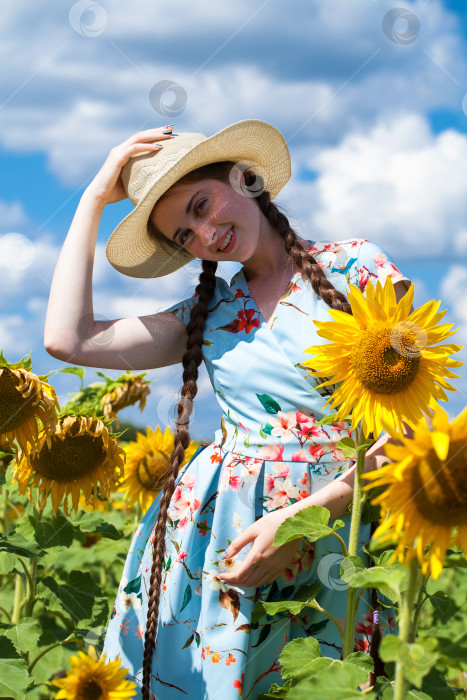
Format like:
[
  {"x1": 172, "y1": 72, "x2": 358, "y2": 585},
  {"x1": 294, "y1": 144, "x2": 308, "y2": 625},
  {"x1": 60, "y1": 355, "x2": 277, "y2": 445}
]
[{"x1": 163, "y1": 130, "x2": 173, "y2": 134}]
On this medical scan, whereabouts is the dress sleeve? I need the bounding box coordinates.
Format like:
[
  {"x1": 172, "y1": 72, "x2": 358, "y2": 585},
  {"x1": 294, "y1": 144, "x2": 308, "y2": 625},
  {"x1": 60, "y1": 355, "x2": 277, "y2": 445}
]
[
  {"x1": 348, "y1": 238, "x2": 411, "y2": 293},
  {"x1": 162, "y1": 293, "x2": 198, "y2": 326}
]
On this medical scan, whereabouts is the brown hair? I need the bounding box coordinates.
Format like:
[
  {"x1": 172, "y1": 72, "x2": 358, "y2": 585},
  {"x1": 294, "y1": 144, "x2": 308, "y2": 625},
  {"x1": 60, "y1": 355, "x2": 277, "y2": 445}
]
[{"x1": 141, "y1": 162, "x2": 355, "y2": 698}]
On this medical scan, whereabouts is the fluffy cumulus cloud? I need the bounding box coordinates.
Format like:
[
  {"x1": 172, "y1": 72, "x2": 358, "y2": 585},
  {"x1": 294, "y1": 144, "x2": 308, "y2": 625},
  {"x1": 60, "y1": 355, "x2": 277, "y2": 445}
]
[
  {"x1": 441, "y1": 265, "x2": 467, "y2": 346},
  {"x1": 1, "y1": 0, "x2": 466, "y2": 185},
  {"x1": 439, "y1": 266, "x2": 467, "y2": 413},
  {"x1": 289, "y1": 112, "x2": 467, "y2": 258}
]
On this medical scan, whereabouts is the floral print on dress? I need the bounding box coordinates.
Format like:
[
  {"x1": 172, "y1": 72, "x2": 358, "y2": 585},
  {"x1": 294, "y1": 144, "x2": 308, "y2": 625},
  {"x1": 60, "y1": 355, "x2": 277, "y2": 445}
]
[{"x1": 102, "y1": 238, "x2": 408, "y2": 699}]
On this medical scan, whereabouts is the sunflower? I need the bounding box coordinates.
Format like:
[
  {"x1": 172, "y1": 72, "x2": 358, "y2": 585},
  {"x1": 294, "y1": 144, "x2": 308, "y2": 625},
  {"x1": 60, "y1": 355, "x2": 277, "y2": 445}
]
[
  {"x1": 100, "y1": 372, "x2": 151, "y2": 428},
  {"x1": 0, "y1": 362, "x2": 59, "y2": 458},
  {"x1": 12, "y1": 415, "x2": 125, "y2": 516},
  {"x1": 362, "y1": 401, "x2": 467, "y2": 579},
  {"x1": 303, "y1": 278, "x2": 463, "y2": 437},
  {"x1": 52, "y1": 644, "x2": 137, "y2": 699},
  {"x1": 120, "y1": 425, "x2": 199, "y2": 513}
]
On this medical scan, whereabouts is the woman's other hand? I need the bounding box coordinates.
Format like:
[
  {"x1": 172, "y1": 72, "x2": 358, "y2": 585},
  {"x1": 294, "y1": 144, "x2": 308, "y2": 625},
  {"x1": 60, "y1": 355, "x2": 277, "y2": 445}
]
[
  {"x1": 84, "y1": 126, "x2": 173, "y2": 206},
  {"x1": 218, "y1": 507, "x2": 304, "y2": 589}
]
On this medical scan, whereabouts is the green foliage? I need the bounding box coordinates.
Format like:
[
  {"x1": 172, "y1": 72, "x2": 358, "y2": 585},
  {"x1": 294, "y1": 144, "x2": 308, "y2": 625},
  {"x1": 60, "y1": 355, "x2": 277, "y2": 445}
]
[
  {"x1": 340, "y1": 554, "x2": 407, "y2": 602},
  {"x1": 1, "y1": 354, "x2": 467, "y2": 699},
  {"x1": 273, "y1": 505, "x2": 345, "y2": 547},
  {"x1": 252, "y1": 582, "x2": 322, "y2": 624}
]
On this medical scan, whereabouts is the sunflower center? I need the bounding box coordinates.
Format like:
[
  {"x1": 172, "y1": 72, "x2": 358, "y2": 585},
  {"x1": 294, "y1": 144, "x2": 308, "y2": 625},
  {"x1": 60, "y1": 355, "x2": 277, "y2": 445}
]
[
  {"x1": 30, "y1": 419, "x2": 106, "y2": 482},
  {"x1": 351, "y1": 322, "x2": 420, "y2": 394},
  {"x1": 80, "y1": 678, "x2": 103, "y2": 700},
  {"x1": 0, "y1": 370, "x2": 38, "y2": 432},
  {"x1": 137, "y1": 451, "x2": 171, "y2": 490},
  {"x1": 411, "y1": 440, "x2": 467, "y2": 524}
]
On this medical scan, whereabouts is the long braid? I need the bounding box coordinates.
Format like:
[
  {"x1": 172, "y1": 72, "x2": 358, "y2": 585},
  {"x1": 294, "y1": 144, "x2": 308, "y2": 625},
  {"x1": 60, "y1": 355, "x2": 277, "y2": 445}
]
[
  {"x1": 255, "y1": 187, "x2": 351, "y2": 314},
  {"x1": 141, "y1": 259, "x2": 217, "y2": 700}
]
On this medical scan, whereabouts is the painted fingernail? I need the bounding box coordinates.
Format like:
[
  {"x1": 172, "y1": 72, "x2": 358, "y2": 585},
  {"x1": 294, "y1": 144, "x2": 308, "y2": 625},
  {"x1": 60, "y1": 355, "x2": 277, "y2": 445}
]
[
  {"x1": 163, "y1": 130, "x2": 173, "y2": 134},
  {"x1": 164, "y1": 124, "x2": 174, "y2": 128}
]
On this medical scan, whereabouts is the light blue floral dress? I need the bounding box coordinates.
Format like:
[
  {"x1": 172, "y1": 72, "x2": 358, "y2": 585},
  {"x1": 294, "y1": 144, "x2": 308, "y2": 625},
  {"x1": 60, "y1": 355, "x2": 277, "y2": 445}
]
[{"x1": 102, "y1": 238, "x2": 408, "y2": 699}]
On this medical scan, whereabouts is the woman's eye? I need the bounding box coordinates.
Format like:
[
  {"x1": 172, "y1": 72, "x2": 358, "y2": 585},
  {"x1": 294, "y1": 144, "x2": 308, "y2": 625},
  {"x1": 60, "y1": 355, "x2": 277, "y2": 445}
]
[
  {"x1": 180, "y1": 230, "x2": 191, "y2": 245},
  {"x1": 196, "y1": 199, "x2": 207, "y2": 214}
]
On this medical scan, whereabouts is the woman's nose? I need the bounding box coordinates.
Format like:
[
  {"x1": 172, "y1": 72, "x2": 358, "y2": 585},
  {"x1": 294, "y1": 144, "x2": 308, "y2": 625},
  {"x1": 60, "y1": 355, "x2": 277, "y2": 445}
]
[{"x1": 194, "y1": 221, "x2": 217, "y2": 245}]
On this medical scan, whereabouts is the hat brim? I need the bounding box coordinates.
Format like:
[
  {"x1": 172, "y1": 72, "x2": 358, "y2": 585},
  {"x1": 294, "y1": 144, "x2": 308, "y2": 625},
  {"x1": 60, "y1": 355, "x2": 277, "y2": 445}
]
[{"x1": 105, "y1": 119, "x2": 291, "y2": 278}]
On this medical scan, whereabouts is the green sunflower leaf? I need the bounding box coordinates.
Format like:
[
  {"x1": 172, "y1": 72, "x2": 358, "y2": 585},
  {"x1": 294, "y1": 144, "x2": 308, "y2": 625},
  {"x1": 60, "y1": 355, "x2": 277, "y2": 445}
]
[
  {"x1": 273, "y1": 505, "x2": 343, "y2": 547},
  {"x1": 279, "y1": 636, "x2": 321, "y2": 681},
  {"x1": 379, "y1": 635, "x2": 439, "y2": 688},
  {"x1": 0, "y1": 658, "x2": 30, "y2": 699},
  {"x1": 286, "y1": 657, "x2": 376, "y2": 699},
  {"x1": 71, "y1": 511, "x2": 122, "y2": 540},
  {"x1": 5, "y1": 617, "x2": 43, "y2": 654},
  {"x1": 340, "y1": 555, "x2": 406, "y2": 601},
  {"x1": 37, "y1": 570, "x2": 100, "y2": 622},
  {"x1": 251, "y1": 582, "x2": 322, "y2": 624}
]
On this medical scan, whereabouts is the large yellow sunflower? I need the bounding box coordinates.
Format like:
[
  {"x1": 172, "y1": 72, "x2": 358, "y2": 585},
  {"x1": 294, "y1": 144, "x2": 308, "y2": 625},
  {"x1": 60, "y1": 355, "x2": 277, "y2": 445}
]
[
  {"x1": 52, "y1": 644, "x2": 137, "y2": 699},
  {"x1": 12, "y1": 415, "x2": 125, "y2": 516},
  {"x1": 120, "y1": 425, "x2": 200, "y2": 513},
  {"x1": 303, "y1": 278, "x2": 463, "y2": 437},
  {"x1": 0, "y1": 360, "x2": 59, "y2": 458},
  {"x1": 362, "y1": 401, "x2": 467, "y2": 579}
]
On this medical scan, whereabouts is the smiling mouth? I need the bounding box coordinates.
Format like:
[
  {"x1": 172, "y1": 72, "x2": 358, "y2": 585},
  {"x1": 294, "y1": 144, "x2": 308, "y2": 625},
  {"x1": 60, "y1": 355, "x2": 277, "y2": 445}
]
[{"x1": 217, "y1": 227, "x2": 233, "y2": 252}]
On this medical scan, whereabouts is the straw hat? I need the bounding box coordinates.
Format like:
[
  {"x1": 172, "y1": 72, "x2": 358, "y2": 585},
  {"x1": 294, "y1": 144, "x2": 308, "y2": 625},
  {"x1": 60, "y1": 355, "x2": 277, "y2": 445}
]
[{"x1": 105, "y1": 119, "x2": 291, "y2": 278}]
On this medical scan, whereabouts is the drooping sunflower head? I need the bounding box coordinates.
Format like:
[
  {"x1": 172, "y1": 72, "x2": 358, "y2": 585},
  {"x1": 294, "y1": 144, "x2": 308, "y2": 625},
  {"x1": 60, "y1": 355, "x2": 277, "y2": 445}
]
[
  {"x1": 12, "y1": 414, "x2": 126, "y2": 516},
  {"x1": 362, "y1": 401, "x2": 467, "y2": 579},
  {"x1": 100, "y1": 372, "x2": 151, "y2": 427},
  {"x1": 120, "y1": 425, "x2": 200, "y2": 513},
  {"x1": 52, "y1": 644, "x2": 137, "y2": 699},
  {"x1": 303, "y1": 278, "x2": 463, "y2": 437},
  {"x1": 0, "y1": 352, "x2": 59, "y2": 459}
]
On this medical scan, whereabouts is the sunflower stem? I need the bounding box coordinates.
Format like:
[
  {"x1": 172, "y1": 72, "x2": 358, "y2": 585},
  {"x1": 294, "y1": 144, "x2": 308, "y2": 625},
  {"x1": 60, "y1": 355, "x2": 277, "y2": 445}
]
[
  {"x1": 1, "y1": 487, "x2": 9, "y2": 532},
  {"x1": 0, "y1": 604, "x2": 12, "y2": 622},
  {"x1": 17, "y1": 556, "x2": 34, "y2": 596},
  {"x1": 11, "y1": 572, "x2": 24, "y2": 624},
  {"x1": 409, "y1": 574, "x2": 428, "y2": 644},
  {"x1": 24, "y1": 558, "x2": 37, "y2": 617},
  {"x1": 342, "y1": 426, "x2": 366, "y2": 658},
  {"x1": 330, "y1": 530, "x2": 348, "y2": 557},
  {"x1": 394, "y1": 557, "x2": 419, "y2": 699},
  {"x1": 100, "y1": 564, "x2": 107, "y2": 590},
  {"x1": 29, "y1": 633, "x2": 80, "y2": 673}
]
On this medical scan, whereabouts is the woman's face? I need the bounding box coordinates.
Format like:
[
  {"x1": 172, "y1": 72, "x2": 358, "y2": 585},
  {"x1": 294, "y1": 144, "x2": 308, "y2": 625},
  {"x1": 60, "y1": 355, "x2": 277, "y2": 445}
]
[{"x1": 149, "y1": 169, "x2": 265, "y2": 263}]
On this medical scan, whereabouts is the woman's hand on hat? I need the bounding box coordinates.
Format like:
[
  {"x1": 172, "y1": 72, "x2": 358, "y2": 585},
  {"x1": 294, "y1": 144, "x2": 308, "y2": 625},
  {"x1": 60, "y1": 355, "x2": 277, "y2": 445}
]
[
  {"x1": 217, "y1": 507, "x2": 303, "y2": 588},
  {"x1": 84, "y1": 126, "x2": 173, "y2": 206}
]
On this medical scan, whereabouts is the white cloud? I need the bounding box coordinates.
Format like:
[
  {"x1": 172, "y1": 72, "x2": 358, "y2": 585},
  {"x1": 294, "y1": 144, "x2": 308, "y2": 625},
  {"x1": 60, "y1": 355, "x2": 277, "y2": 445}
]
[
  {"x1": 0, "y1": 201, "x2": 30, "y2": 231},
  {"x1": 289, "y1": 112, "x2": 467, "y2": 260},
  {"x1": 0, "y1": 233, "x2": 59, "y2": 304},
  {"x1": 1, "y1": 0, "x2": 466, "y2": 186},
  {"x1": 454, "y1": 229, "x2": 467, "y2": 256},
  {"x1": 0, "y1": 315, "x2": 34, "y2": 357},
  {"x1": 440, "y1": 265, "x2": 467, "y2": 344}
]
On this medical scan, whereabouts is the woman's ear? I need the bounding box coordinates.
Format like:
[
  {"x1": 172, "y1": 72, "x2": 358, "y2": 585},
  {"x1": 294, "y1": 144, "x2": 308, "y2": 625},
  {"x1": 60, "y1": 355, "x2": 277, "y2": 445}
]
[{"x1": 229, "y1": 163, "x2": 246, "y2": 191}]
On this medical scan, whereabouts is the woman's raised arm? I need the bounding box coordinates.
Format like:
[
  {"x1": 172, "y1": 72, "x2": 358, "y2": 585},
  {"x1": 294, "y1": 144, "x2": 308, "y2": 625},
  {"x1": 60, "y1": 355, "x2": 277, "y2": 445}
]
[{"x1": 44, "y1": 128, "x2": 187, "y2": 370}]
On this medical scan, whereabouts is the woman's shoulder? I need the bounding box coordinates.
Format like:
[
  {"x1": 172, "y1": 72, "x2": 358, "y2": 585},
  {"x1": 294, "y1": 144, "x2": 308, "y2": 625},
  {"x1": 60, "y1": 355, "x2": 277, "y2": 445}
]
[{"x1": 306, "y1": 236, "x2": 409, "y2": 289}]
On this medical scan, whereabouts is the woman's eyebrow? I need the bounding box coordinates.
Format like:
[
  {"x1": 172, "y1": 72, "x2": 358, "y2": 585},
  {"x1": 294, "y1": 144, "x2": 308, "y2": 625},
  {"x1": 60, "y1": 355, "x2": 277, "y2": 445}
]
[{"x1": 173, "y1": 191, "x2": 199, "y2": 241}]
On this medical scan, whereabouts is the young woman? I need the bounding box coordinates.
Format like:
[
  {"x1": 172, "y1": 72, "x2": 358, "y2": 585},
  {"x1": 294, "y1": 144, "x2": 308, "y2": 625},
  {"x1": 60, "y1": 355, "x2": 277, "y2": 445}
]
[{"x1": 45, "y1": 120, "x2": 409, "y2": 699}]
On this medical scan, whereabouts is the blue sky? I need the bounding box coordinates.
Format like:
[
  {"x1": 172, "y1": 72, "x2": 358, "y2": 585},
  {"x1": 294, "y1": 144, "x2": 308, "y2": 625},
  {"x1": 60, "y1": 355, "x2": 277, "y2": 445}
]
[{"x1": 1, "y1": 0, "x2": 466, "y2": 440}]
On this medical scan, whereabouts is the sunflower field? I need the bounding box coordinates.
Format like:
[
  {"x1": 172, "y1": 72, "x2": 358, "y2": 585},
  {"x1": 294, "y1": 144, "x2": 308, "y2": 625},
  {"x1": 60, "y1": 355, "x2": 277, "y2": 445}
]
[
  {"x1": 0, "y1": 352, "x2": 199, "y2": 698},
  {"x1": 1, "y1": 277, "x2": 467, "y2": 699}
]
